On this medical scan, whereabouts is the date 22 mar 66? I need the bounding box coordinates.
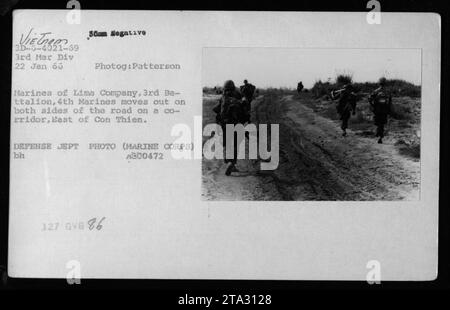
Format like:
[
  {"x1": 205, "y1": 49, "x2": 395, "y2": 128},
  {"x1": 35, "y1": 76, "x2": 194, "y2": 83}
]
[{"x1": 41, "y1": 217, "x2": 106, "y2": 232}]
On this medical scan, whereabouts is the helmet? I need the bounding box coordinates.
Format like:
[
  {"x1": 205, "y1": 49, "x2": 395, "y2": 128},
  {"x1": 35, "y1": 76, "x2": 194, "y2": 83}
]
[
  {"x1": 379, "y1": 77, "x2": 387, "y2": 87},
  {"x1": 223, "y1": 80, "x2": 235, "y2": 91}
]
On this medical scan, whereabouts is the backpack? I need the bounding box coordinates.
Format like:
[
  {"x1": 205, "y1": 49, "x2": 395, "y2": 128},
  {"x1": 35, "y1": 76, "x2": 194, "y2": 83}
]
[
  {"x1": 373, "y1": 92, "x2": 391, "y2": 114},
  {"x1": 241, "y1": 84, "x2": 255, "y2": 99},
  {"x1": 337, "y1": 91, "x2": 356, "y2": 115},
  {"x1": 221, "y1": 94, "x2": 244, "y2": 124}
]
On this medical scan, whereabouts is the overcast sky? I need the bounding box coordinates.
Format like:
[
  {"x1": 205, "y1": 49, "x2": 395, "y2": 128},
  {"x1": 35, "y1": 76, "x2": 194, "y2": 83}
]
[{"x1": 203, "y1": 48, "x2": 421, "y2": 89}]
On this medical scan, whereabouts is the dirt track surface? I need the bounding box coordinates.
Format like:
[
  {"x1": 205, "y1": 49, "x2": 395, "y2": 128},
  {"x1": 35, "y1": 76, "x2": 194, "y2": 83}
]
[{"x1": 202, "y1": 94, "x2": 420, "y2": 201}]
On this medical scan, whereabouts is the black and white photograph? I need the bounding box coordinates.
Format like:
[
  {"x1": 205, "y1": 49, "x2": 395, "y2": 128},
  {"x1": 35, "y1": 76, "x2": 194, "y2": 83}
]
[
  {"x1": 202, "y1": 48, "x2": 421, "y2": 201},
  {"x1": 0, "y1": 1, "x2": 446, "y2": 295}
]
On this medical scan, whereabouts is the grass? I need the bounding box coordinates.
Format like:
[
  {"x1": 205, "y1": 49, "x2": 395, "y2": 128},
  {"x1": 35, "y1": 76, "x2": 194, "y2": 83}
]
[
  {"x1": 390, "y1": 103, "x2": 413, "y2": 120},
  {"x1": 396, "y1": 140, "x2": 420, "y2": 159},
  {"x1": 311, "y1": 75, "x2": 421, "y2": 99}
]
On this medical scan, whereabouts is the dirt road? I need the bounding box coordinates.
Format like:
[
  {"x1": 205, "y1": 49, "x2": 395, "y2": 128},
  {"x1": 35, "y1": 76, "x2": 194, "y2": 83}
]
[{"x1": 202, "y1": 93, "x2": 420, "y2": 201}]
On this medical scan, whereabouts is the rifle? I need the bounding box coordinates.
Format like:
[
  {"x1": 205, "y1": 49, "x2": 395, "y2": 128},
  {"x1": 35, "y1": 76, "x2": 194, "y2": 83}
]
[{"x1": 330, "y1": 88, "x2": 346, "y2": 100}]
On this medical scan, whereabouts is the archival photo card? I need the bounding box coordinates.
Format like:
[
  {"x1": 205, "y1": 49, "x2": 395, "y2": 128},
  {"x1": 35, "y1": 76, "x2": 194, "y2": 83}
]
[{"x1": 8, "y1": 10, "x2": 440, "y2": 281}]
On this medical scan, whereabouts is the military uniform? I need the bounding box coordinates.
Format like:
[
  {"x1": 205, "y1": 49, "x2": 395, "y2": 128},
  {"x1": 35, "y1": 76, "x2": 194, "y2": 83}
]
[
  {"x1": 297, "y1": 82, "x2": 304, "y2": 93},
  {"x1": 213, "y1": 83, "x2": 243, "y2": 125},
  {"x1": 213, "y1": 80, "x2": 245, "y2": 174},
  {"x1": 331, "y1": 85, "x2": 357, "y2": 136},
  {"x1": 369, "y1": 87, "x2": 392, "y2": 143},
  {"x1": 239, "y1": 81, "x2": 256, "y2": 123}
]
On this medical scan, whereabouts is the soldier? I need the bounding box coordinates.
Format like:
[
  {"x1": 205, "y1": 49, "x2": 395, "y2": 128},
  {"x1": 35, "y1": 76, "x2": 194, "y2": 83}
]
[
  {"x1": 213, "y1": 80, "x2": 246, "y2": 175},
  {"x1": 330, "y1": 84, "x2": 357, "y2": 136},
  {"x1": 369, "y1": 82, "x2": 392, "y2": 144},
  {"x1": 297, "y1": 81, "x2": 304, "y2": 94},
  {"x1": 240, "y1": 79, "x2": 256, "y2": 123}
]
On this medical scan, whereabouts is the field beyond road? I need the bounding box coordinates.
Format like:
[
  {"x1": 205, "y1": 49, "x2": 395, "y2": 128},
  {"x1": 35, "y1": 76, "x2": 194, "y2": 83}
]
[{"x1": 202, "y1": 91, "x2": 420, "y2": 201}]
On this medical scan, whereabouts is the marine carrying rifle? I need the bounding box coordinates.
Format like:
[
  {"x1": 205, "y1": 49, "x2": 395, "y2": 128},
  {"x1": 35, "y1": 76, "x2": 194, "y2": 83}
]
[{"x1": 330, "y1": 87, "x2": 346, "y2": 100}]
